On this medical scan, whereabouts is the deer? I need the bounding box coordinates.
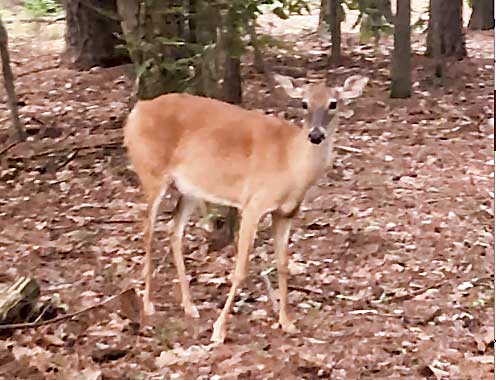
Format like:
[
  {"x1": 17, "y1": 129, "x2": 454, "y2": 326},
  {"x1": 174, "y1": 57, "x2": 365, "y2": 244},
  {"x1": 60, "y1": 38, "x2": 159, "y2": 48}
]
[{"x1": 123, "y1": 74, "x2": 368, "y2": 343}]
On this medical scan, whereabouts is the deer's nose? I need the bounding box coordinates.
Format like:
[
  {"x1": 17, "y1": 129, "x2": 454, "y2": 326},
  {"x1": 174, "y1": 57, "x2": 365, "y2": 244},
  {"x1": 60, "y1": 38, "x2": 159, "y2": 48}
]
[{"x1": 308, "y1": 128, "x2": 325, "y2": 145}]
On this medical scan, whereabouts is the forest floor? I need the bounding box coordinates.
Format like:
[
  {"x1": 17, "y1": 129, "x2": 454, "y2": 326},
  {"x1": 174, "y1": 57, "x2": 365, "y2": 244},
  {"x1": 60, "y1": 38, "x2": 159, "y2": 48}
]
[{"x1": 0, "y1": 2, "x2": 494, "y2": 380}]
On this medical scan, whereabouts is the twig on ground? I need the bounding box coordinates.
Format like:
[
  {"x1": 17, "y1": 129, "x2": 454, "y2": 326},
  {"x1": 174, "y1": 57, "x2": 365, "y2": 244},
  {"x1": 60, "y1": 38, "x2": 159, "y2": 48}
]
[
  {"x1": 56, "y1": 150, "x2": 78, "y2": 169},
  {"x1": 348, "y1": 308, "x2": 424, "y2": 322},
  {"x1": 3, "y1": 16, "x2": 65, "y2": 25},
  {"x1": 29, "y1": 116, "x2": 46, "y2": 125},
  {"x1": 32, "y1": 303, "x2": 51, "y2": 324},
  {"x1": 0, "y1": 288, "x2": 135, "y2": 330},
  {"x1": 386, "y1": 279, "x2": 449, "y2": 303},
  {"x1": 18, "y1": 65, "x2": 61, "y2": 78},
  {"x1": 25, "y1": 141, "x2": 122, "y2": 159},
  {"x1": 260, "y1": 268, "x2": 279, "y2": 314},
  {"x1": 335, "y1": 145, "x2": 362, "y2": 154},
  {"x1": 0, "y1": 141, "x2": 19, "y2": 156},
  {"x1": 287, "y1": 284, "x2": 323, "y2": 295}
]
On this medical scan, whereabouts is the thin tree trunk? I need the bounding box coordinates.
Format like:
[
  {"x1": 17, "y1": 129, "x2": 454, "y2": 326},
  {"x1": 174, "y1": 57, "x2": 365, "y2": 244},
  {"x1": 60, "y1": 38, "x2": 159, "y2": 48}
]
[
  {"x1": 319, "y1": 0, "x2": 328, "y2": 29},
  {"x1": 431, "y1": 0, "x2": 445, "y2": 80},
  {"x1": 468, "y1": 0, "x2": 494, "y2": 30},
  {"x1": 223, "y1": 57, "x2": 242, "y2": 104},
  {"x1": 248, "y1": 20, "x2": 265, "y2": 74},
  {"x1": 116, "y1": 0, "x2": 190, "y2": 99},
  {"x1": 64, "y1": 0, "x2": 128, "y2": 69},
  {"x1": 222, "y1": 9, "x2": 242, "y2": 104},
  {"x1": 391, "y1": 0, "x2": 411, "y2": 98},
  {"x1": 426, "y1": 0, "x2": 466, "y2": 59},
  {"x1": 328, "y1": 0, "x2": 341, "y2": 65},
  {"x1": 0, "y1": 15, "x2": 26, "y2": 141},
  {"x1": 379, "y1": 0, "x2": 394, "y2": 24},
  {"x1": 188, "y1": 0, "x2": 197, "y2": 43}
]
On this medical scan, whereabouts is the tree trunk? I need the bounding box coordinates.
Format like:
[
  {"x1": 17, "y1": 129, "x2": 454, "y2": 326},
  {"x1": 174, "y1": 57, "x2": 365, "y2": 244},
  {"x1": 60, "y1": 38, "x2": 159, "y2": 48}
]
[
  {"x1": 188, "y1": 0, "x2": 197, "y2": 43},
  {"x1": 430, "y1": 0, "x2": 445, "y2": 80},
  {"x1": 192, "y1": 1, "x2": 223, "y2": 98},
  {"x1": 468, "y1": 0, "x2": 494, "y2": 30},
  {"x1": 223, "y1": 56, "x2": 242, "y2": 103},
  {"x1": 222, "y1": 9, "x2": 242, "y2": 104},
  {"x1": 328, "y1": 0, "x2": 341, "y2": 65},
  {"x1": 248, "y1": 20, "x2": 265, "y2": 74},
  {"x1": 64, "y1": 0, "x2": 128, "y2": 69},
  {"x1": 116, "y1": 0, "x2": 190, "y2": 100},
  {"x1": 0, "y1": 15, "x2": 26, "y2": 141},
  {"x1": 426, "y1": 0, "x2": 466, "y2": 59},
  {"x1": 319, "y1": 0, "x2": 328, "y2": 29},
  {"x1": 391, "y1": 0, "x2": 411, "y2": 98},
  {"x1": 379, "y1": 0, "x2": 394, "y2": 24}
]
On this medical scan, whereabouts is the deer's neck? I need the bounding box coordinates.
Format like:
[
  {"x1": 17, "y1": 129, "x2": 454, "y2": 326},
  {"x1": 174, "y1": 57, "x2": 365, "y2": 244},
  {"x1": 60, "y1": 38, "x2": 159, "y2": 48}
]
[
  {"x1": 302, "y1": 120, "x2": 337, "y2": 181},
  {"x1": 293, "y1": 129, "x2": 334, "y2": 192}
]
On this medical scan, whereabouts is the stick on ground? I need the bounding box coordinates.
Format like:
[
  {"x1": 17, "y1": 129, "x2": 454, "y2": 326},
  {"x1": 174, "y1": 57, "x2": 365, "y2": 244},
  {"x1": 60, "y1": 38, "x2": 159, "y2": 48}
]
[{"x1": 0, "y1": 288, "x2": 135, "y2": 330}]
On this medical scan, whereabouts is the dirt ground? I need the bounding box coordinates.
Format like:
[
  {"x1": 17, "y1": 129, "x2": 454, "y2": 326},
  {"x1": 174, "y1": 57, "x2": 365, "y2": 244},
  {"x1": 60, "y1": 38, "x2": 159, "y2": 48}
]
[{"x1": 0, "y1": 3, "x2": 494, "y2": 380}]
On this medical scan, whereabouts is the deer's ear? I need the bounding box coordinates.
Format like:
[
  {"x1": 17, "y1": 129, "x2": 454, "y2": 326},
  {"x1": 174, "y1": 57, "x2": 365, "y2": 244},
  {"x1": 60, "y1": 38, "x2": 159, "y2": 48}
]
[
  {"x1": 339, "y1": 75, "x2": 369, "y2": 100},
  {"x1": 274, "y1": 74, "x2": 304, "y2": 99}
]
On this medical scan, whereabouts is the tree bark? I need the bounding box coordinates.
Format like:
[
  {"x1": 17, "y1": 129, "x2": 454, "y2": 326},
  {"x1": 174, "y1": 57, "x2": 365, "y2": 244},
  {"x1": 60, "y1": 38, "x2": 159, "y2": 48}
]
[
  {"x1": 116, "y1": 0, "x2": 190, "y2": 99},
  {"x1": 319, "y1": 0, "x2": 328, "y2": 29},
  {"x1": 468, "y1": 0, "x2": 494, "y2": 30},
  {"x1": 222, "y1": 9, "x2": 242, "y2": 104},
  {"x1": 223, "y1": 56, "x2": 242, "y2": 104},
  {"x1": 64, "y1": 0, "x2": 128, "y2": 69},
  {"x1": 391, "y1": 0, "x2": 411, "y2": 98},
  {"x1": 193, "y1": 2, "x2": 222, "y2": 98},
  {"x1": 248, "y1": 20, "x2": 265, "y2": 74},
  {"x1": 379, "y1": 0, "x2": 394, "y2": 24},
  {"x1": 426, "y1": 0, "x2": 466, "y2": 59},
  {"x1": 328, "y1": 0, "x2": 341, "y2": 65},
  {"x1": 430, "y1": 0, "x2": 445, "y2": 80},
  {"x1": 0, "y1": 15, "x2": 26, "y2": 141},
  {"x1": 188, "y1": 0, "x2": 197, "y2": 43}
]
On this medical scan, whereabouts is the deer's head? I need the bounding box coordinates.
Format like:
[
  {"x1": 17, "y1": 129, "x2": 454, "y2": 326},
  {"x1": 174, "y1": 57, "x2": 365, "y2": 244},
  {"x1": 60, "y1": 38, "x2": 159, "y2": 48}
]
[{"x1": 277, "y1": 74, "x2": 369, "y2": 145}]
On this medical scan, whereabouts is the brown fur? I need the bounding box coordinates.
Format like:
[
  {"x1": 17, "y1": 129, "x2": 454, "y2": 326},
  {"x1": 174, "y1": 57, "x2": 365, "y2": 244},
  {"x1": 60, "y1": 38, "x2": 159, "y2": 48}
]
[{"x1": 124, "y1": 74, "x2": 367, "y2": 343}]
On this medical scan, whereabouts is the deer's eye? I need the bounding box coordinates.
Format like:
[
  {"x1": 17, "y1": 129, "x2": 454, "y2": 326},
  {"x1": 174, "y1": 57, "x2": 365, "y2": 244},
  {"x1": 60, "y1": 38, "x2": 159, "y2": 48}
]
[
  {"x1": 328, "y1": 100, "x2": 337, "y2": 110},
  {"x1": 302, "y1": 100, "x2": 308, "y2": 110}
]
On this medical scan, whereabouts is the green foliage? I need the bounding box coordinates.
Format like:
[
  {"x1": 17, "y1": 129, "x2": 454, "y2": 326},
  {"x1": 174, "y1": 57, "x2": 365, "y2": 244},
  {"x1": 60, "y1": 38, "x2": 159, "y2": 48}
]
[
  {"x1": 118, "y1": 0, "x2": 313, "y2": 97},
  {"x1": 218, "y1": 0, "x2": 311, "y2": 58},
  {"x1": 343, "y1": 0, "x2": 394, "y2": 43},
  {"x1": 269, "y1": 0, "x2": 311, "y2": 19},
  {"x1": 256, "y1": 33, "x2": 293, "y2": 50},
  {"x1": 23, "y1": 0, "x2": 62, "y2": 17}
]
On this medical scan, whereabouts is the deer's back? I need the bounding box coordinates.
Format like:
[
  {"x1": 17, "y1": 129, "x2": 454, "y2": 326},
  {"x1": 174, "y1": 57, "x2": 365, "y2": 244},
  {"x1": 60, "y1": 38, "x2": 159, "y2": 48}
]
[{"x1": 124, "y1": 93, "x2": 303, "y2": 207}]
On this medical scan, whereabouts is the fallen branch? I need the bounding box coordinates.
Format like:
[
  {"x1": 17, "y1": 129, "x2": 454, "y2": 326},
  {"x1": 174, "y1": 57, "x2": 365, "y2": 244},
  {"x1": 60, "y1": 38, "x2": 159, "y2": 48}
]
[
  {"x1": 386, "y1": 279, "x2": 449, "y2": 303},
  {"x1": 12, "y1": 140, "x2": 123, "y2": 160},
  {"x1": 18, "y1": 65, "x2": 61, "y2": 78},
  {"x1": 288, "y1": 284, "x2": 323, "y2": 295},
  {"x1": 0, "y1": 141, "x2": 19, "y2": 156},
  {"x1": 0, "y1": 288, "x2": 135, "y2": 330},
  {"x1": 3, "y1": 16, "x2": 65, "y2": 25},
  {"x1": 347, "y1": 308, "x2": 425, "y2": 322},
  {"x1": 56, "y1": 150, "x2": 78, "y2": 170},
  {"x1": 335, "y1": 145, "x2": 362, "y2": 154}
]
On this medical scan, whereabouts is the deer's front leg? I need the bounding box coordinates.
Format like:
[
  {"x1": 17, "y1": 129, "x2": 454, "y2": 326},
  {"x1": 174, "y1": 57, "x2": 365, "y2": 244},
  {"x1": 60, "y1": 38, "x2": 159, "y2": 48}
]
[
  {"x1": 211, "y1": 208, "x2": 260, "y2": 343},
  {"x1": 272, "y1": 212, "x2": 298, "y2": 333}
]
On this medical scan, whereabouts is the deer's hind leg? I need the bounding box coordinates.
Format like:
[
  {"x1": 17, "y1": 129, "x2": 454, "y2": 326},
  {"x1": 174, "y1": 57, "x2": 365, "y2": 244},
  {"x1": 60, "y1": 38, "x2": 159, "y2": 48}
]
[
  {"x1": 211, "y1": 206, "x2": 262, "y2": 343},
  {"x1": 169, "y1": 195, "x2": 199, "y2": 318},
  {"x1": 142, "y1": 179, "x2": 170, "y2": 316}
]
